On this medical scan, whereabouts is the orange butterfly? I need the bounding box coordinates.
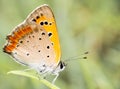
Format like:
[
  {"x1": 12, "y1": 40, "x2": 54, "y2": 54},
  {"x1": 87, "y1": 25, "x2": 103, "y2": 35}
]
[{"x1": 3, "y1": 4, "x2": 65, "y2": 83}]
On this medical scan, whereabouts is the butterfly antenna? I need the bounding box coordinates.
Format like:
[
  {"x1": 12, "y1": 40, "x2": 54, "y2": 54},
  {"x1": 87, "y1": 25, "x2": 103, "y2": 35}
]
[{"x1": 64, "y1": 51, "x2": 89, "y2": 63}]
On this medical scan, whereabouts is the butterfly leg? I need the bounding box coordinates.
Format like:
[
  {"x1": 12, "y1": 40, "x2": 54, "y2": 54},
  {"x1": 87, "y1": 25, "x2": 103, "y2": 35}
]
[
  {"x1": 36, "y1": 70, "x2": 49, "y2": 80},
  {"x1": 35, "y1": 71, "x2": 43, "y2": 80},
  {"x1": 41, "y1": 72, "x2": 48, "y2": 79},
  {"x1": 52, "y1": 73, "x2": 59, "y2": 84}
]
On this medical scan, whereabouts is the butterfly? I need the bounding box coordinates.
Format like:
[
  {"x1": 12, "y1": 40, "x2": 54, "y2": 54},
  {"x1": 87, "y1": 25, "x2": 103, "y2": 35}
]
[{"x1": 3, "y1": 4, "x2": 66, "y2": 83}]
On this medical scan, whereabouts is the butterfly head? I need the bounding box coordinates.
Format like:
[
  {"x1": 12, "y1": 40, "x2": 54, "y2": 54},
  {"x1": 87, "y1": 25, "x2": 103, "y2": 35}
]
[{"x1": 52, "y1": 61, "x2": 66, "y2": 75}]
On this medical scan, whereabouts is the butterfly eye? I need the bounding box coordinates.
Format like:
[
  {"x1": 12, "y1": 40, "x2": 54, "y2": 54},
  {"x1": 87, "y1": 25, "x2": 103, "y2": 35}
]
[
  {"x1": 59, "y1": 61, "x2": 66, "y2": 69},
  {"x1": 60, "y1": 63, "x2": 63, "y2": 69}
]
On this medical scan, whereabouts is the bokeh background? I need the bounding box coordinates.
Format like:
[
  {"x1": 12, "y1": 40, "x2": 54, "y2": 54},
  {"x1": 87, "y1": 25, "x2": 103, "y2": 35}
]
[{"x1": 0, "y1": 0, "x2": 120, "y2": 89}]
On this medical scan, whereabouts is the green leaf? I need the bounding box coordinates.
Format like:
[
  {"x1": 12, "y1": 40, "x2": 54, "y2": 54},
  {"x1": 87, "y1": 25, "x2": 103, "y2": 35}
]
[{"x1": 7, "y1": 70, "x2": 60, "y2": 89}]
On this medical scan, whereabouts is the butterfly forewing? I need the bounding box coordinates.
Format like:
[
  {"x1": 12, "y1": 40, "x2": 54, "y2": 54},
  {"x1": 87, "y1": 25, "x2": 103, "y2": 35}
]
[
  {"x1": 26, "y1": 4, "x2": 61, "y2": 64},
  {"x1": 3, "y1": 4, "x2": 61, "y2": 67}
]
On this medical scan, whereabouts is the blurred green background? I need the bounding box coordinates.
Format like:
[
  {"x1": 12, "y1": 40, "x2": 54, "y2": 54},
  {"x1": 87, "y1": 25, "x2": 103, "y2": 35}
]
[{"x1": 0, "y1": 0, "x2": 120, "y2": 89}]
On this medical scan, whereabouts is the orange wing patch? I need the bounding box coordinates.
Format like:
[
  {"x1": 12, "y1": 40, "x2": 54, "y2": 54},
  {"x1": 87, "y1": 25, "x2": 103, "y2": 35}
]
[
  {"x1": 32, "y1": 14, "x2": 61, "y2": 64},
  {"x1": 4, "y1": 26, "x2": 32, "y2": 54}
]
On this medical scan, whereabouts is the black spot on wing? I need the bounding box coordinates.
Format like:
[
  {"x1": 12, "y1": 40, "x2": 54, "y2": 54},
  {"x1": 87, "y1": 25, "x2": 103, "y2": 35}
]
[
  {"x1": 20, "y1": 41, "x2": 23, "y2": 43},
  {"x1": 47, "y1": 46, "x2": 50, "y2": 49},
  {"x1": 32, "y1": 35, "x2": 35, "y2": 38},
  {"x1": 48, "y1": 32, "x2": 52, "y2": 37},
  {"x1": 41, "y1": 32, "x2": 45, "y2": 35},
  {"x1": 44, "y1": 21, "x2": 48, "y2": 25},
  {"x1": 40, "y1": 22, "x2": 44, "y2": 25},
  {"x1": 47, "y1": 55, "x2": 49, "y2": 58},
  {"x1": 39, "y1": 38, "x2": 42, "y2": 40},
  {"x1": 32, "y1": 19, "x2": 36, "y2": 22},
  {"x1": 49, "y1": 22, "x2": 52, "y2": 25},
  {"x1": 27, "y1": 53, "x2": 29, "y2": 56},
  {"x1": 38, "y1": 50, "x2": 41, "y2": 52},
  {"x1": 40, "y1": 13, "x2": 43, "y2": 16},
  {"x1": 36, "y1": 16, "x2": 40, "y2": 19}
]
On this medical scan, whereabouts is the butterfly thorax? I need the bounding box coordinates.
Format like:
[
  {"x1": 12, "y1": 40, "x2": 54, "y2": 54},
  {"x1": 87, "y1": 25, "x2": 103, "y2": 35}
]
[{"x1": 29, "y1": 61, "x2": 66, "y2": 75}]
